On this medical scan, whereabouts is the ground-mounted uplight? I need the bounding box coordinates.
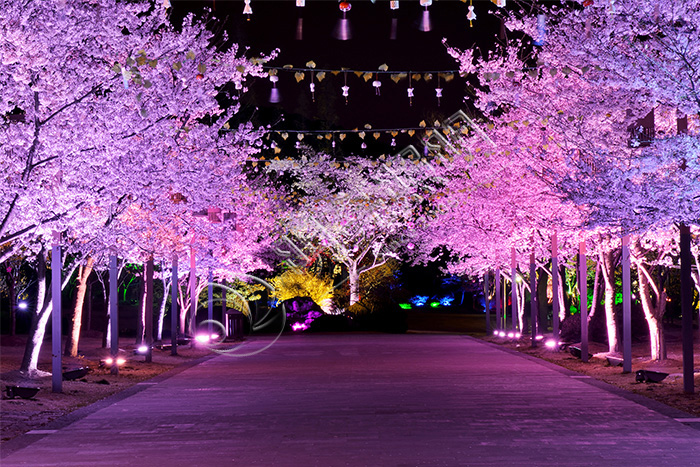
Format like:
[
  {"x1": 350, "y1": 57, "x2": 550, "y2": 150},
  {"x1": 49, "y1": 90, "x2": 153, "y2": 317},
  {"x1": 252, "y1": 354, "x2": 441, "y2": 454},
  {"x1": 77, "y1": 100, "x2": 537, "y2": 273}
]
[
  {"x1": 291, "y1": 322, "x2": 309, "y2": 332},
  {"x1": 515, "y1": 332, "x2": 521, "y2": 339},
  {"x1": 135, "y1": 345, "x2": 149, "y2": 355},
  {"x1": 399, "y1": 303, "x2": 412, "y2": 310},
  {"x1": 498, "y1": 331, "x2": 506, "y2": 338},
  {"x1": 493, "y1": 330, "x2": 499, "y2": 336},
  {"x1": 544, "y1": 339, "x2": 560, "y2": 349},
  {"x1": 100, "y1": 357, "x2": 126, "y2": 367},
  {"x1": 429, "y1": 301, "x2": 440, "y2": 308},
  {"x1": 535, "y1": 335, "x2": 544, "y2": 341},
  {"x1": 17, "y1": 301, "x2": 28, "y2": 310},
  {"x1": 507, "y1": 332, "x2": 515, "y2": 338}
]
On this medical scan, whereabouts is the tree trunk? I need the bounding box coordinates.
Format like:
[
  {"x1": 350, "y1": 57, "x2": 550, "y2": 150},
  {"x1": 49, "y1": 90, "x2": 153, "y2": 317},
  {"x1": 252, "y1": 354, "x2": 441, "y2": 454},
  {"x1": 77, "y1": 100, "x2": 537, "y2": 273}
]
[
  {"x1": 5, "y1": 267, "x2": 16, "y2": 335},
  {"x1": 65, "y1": 257, "x2": 95, "y2": 357},
  {"x1": 557, "y1": 265, "x2": 567, "y2": 322},
  {"x1": 157, "y1": 277, "x2": 170, "y2": 341},
  {"x1": 636, "y1": 263, "x2": 667, "y2": 361},
  {"x1": 600, "y1": 249, "x2": 619, "y2": 353},
  {"x1": 348, "y1": 262, "x2": 360, "y2": 306},
  {"x1": 537, "y1": 267, "x2": 549, "y2": 332},
  {"x1": 588, "y1": 260, "x2": 601, "y2": 320},
  {"x1": 517, "y1": 279, "x2": 526, "y2": 332},
  {"x1": 20, "y1": 251, "x2": 50, "y2": 375}
]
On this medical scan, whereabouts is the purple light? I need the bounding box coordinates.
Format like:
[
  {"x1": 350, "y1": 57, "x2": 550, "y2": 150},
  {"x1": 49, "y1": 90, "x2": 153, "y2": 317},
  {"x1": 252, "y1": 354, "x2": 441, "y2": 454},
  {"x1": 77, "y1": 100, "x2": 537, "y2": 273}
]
[
  {"x1": 493, "y1": 330, "x2": 499, "y2": 336},
  {"x1": 137, "y1": 345, "x2": 149, "y2": 354},
  {"x1": 195, "y1": 334, "x2": 210, "y2": 344},
  {"x1": 507, "y1": 332, "x2": 514, "y2": 338},
  {"x1": 515, "y1": 332, "x2": 521, "y2": 339},
  {"x1": 291, "y1": 322, "x2": 308, "y2": 332},
  {"x1": 535, "y1": 335, "x2": 544, "y2": 341},
  {"x1": 545, "y1": 339, "x2": 559, "y2": 349},
  {"x1": 498, "y1": 331, "x2": 506, "y2": 338}
]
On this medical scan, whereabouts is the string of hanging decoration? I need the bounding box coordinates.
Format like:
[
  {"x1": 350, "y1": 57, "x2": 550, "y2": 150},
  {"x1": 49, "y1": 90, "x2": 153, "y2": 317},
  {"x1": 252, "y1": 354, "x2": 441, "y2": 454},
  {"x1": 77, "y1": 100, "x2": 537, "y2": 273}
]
[{"x1": 264, "y1": 62, "x2": 462, "y2": 106}]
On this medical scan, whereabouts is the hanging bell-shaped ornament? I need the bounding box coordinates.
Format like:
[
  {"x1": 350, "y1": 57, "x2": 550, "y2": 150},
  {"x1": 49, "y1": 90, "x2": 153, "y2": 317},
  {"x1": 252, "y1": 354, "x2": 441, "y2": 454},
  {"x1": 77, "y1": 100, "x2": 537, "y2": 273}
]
[
  {"x1": 310, "y1": 82, "x2": 315, "y2": 102},
  {"x1": 467, "y1": 1, "x2": 476, "y2": 28},
  {"x1": 435, "y1": 87, "x2": 443, "y2": 106},
  {"x1": 243, "y1": 0, "x2": 252, "y2": 19},
  {"x1": 342, "y1": 85, "x2": 350, "y2": 104},
  {"x1": 372, "y1": 79, "x2": 382, "y2": 95},
  {"x1": 269, "y1": 75, "x2": 280, "y2": 103},
  {"x1": 407, "y1": 87, "x2": 415, "y2": 106},
  {"x1": 418, "y1": 0, "x2": 432, "y2": 32},
  {"x1": 361, "y1": 142, "x2": 367, "y2": 149},
  {"x1": 333, "y1": 2, "x2": 352, "y2": 40}
]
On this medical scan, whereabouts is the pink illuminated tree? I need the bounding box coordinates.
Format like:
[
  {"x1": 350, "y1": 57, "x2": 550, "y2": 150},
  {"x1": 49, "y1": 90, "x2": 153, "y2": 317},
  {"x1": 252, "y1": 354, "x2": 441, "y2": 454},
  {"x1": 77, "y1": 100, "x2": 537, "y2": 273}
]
[
  {"x1": 268, "y1": 152, "x2": 435, "y2": 307},
  {"x1": 1, "y1": 0, "x2": 274, "y2": 375}
]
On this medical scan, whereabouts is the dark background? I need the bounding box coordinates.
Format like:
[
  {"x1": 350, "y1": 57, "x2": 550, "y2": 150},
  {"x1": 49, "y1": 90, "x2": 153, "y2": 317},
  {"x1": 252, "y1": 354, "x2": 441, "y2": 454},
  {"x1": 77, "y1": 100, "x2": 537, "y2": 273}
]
[{"x1": 172, "y1": 0, "x2": 505, "y2": 154}]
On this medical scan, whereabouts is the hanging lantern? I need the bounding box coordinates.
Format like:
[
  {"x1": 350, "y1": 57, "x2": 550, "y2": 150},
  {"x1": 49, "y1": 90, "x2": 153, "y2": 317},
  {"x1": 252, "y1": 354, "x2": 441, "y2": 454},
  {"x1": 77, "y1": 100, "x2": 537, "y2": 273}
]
[
  {"x1": 243, "y1": 0, "x2": 252, "y2": 19},
  {"x1": 361, "y1": 142, "x2": 367, "y2": 149},
  {"x1": 390, "y1": 1, "x2": 399, "y2": 40},
  {"x1": 467, "y1": 0, "x2": 476, "y2": 28},
  {"x1": 418, "y1": 0, "x2": 432, "y2": 32},
  {"x1": 372, "y1": 79, "x2": 382, "y2": 96},
  {"x1": 407, "y1": 87, "x2": 414, "y2": 106},
  {"x1": 435, "y1": 87, "x2": 443, "y2": 106},
  {"x1": 534, "y1": 13, "x2": 546, "y2": 46},
  {"x1": 296, "y1": 0, "x2": 305, "y2": 40},
  {"x1": 310, "y1": 82, "x2": 315, "y2": 102},
  {"x1": 342, "y1": 85, "x2": 350, "y2": 104},
  {"x1": 269, "y1": 75, "x2": 280, "y2": 103},
  {"x1": 391, "y1": 138, "x2": 397, "y2": 147},
  {"x1": 333, "y1": 2, "x2": 352, "y2": 40}
]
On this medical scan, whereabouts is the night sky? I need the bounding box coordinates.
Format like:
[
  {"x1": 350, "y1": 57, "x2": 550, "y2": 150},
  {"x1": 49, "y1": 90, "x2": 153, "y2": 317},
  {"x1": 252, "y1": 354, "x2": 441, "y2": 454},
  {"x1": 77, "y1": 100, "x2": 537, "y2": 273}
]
[{"x1": 172, "y1": 0, "x2": 505, "y2": 153}]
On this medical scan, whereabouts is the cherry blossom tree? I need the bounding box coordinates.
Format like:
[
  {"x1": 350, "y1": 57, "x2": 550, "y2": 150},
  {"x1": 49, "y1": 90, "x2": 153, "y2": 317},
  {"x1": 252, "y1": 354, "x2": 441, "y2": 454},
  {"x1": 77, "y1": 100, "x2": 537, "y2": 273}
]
[
  {"x1": 267, "y1": 152, "x2": 436, "y2": 308},
  {"x1": 1, "y1": 0, "x2": 275, "y2": 375}
]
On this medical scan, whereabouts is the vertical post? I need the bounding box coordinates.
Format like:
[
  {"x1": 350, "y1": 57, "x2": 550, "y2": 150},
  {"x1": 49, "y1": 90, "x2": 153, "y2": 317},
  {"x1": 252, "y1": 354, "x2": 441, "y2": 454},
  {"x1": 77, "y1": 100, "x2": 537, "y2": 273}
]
[
  {"x1": 579, "y1": 241, "x2": 588, "y2": 363},
  {"x1": 622, "y1": 235, "x2": 632, "y2": 373},
  {"x1": 208, "y1": 269, "x2": 214, "y2": 336},
  {"x1": 144, "y1": 257, "x2": 154, "y2": 363},
  {"x1": 530, "y1": 252, "x2": 537, "y2": 347},
  {"x1": 680, "y1": 224, "x2": 695, "y2": 394},
  {"x1": 552, "y1": 232, "x2": 560, "y2": 341},
  {"x1": 484, "y1": 271, "x2": 491, "y2": 335},
  {"x1": 189, "y1": 246, "x2": 197, "y2": 337},
  {"x1": 495, "y1": 267, "x2": 501, "y2": 331},
  {"x1": 171, "y1": 254, "x2": 178, "y2": 356},
  {"x1": 51, "y1": 240, "x2": 62, "y2": 393},
  {"x1": 511, "y1": 248, "x2": 518, "y2": 332},
  {"x1": 109, "y1": 253, "x2": 119, "y2": 375}
]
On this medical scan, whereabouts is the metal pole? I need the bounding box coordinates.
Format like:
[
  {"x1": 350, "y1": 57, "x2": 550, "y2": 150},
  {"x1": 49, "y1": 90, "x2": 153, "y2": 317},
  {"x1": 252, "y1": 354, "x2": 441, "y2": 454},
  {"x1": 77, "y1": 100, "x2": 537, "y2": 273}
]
[
  {"x1": 171, "y1": 254, "x2": 178, "y2": 356},
  {"x1": 208, "y1": 269, "x2": 213, "y2": 336},
  {"x1": 109, "y1": 254, "x2": 119, "y2": 375},
  {"x1": 680, "y1": 224, "x2": 694, "y2": 394},
  {"x1": 552, "y1": 233, "x2": 560, "y2": 341},
  {"x1": 484, "y1": 271, "x2": 491, "y2": 335},
  {"x1": 511, "y1": 248, "x2": 517, "y2": 332},
  {"x1": 51, "y1": 242, "x2": 62, "y2": 393},
  {"x1": 622, "y1": 235, "x2": 632, "y2": 373},
  {"x1": 579, "y1": 241, "x2": 589, "y2": 363},
  {"x1": 189, "y1": 246, "x2": 197, "y2": 337},
  {"x1": 530, "y1": 252, "x2": 537, "y2": 347},
  {"x1": 144, "y1": 257, "x2": 154, "y2": 363},
  {"x1": 495, "y1": 267, "x2": 501, "y2": 331}
]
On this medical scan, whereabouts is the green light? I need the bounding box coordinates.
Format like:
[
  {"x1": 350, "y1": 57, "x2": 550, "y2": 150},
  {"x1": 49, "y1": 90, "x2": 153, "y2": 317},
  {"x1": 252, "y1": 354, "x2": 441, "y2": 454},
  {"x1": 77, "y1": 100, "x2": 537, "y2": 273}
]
[
  {"x1": 430, "y1": 302, "x2": 440, "y2": 308},
  {"x1": 399, "y1": 303, "x2": 412, "y2": 309}
]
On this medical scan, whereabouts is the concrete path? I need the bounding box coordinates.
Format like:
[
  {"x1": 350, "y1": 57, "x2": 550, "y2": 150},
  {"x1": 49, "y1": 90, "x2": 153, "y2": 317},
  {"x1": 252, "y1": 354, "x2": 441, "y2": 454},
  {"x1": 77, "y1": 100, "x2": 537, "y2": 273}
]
[{"x1": 2, "y1": 334, "x2": 699, "y2": 466}]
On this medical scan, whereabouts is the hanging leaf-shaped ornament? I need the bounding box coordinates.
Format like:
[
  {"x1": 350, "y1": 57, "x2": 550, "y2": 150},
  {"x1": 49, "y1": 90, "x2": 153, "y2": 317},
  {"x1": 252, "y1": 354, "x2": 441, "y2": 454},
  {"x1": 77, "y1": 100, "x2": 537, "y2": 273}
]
[
  {"x1": 306, "y1": 61, "x2": 316, "y2": 69},
  {"x1": 408, "y1": 130, "x2": 416, "y2": 137},
  {"x1": 295, "y1": 71, "x2": 305, "y2": 82},
  {"x1": 339, "y1": 133, "x2": 347, "y2": 140},
  {"x1": 373, "y1": 132, "x2": 381, "y2": 139},
  {"x1": 281, "y1": 132, "x2": 289, "y2": 140},
  {"x1": 316, "y1": 71, "x2": 326, "y2": 82},
  {"x1": 358, "y1": 131, "x2": 366, "y2": 139},
  {"x1": 378, "y1": 64, "x2": 389, "y2": 72}
]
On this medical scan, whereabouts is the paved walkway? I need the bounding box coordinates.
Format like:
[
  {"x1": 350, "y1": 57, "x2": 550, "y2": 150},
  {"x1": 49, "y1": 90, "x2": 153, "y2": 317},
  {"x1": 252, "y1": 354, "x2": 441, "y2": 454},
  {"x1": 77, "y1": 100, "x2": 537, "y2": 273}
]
[{"x1": 2, "y1": 334, "x2": 699, "y2": 466}]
